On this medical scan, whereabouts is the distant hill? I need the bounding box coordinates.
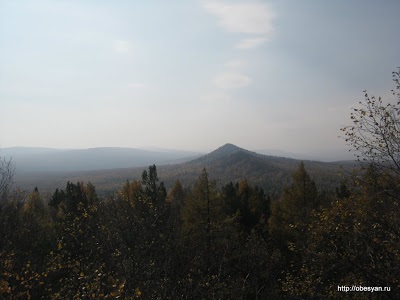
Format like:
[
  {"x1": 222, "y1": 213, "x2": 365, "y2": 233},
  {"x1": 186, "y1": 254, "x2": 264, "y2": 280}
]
[
  {"x1": 157, "y1": 143, "x2": 355, "y2": 193},
  {"x1": 12, "y1": 143, "x2": 357, "y2": 197},
  {"x1": 253, "y1": 148, "x2": 355, "y2": 162},
  {"x1": 0, "y1": 147, "x2": 202, "y2": 173}
]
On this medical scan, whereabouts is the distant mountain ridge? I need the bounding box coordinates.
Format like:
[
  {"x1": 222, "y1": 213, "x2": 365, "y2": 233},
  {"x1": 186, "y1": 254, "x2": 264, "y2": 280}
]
[{"x1": 0, "y1": 146, "x2": 202, "y2": 173}]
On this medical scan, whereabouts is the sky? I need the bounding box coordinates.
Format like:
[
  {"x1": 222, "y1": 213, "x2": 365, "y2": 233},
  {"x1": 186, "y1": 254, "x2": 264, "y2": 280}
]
[{"x1": 1, "y1": 0, "x2": 399, "y2": 160}]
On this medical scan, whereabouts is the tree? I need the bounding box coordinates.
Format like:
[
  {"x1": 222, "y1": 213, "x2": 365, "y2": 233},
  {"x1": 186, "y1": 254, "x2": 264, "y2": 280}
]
[
  {"x1": 166, "y1": 180, "x2": 185, "y2": 235},
  {"x1": 341, "y1": 68, "x2": 400, "y2": 177},
  {"x1": 221, "y1": 180, "x2": 270, "y2": 232},
  {"x1": 19, "y1": 188, "x2": 55, "y2": 258},
  {"x1": 268, "y1": 162, "x2": 321, "y2": 296},
  {"x1": 269, "y1": 162, "x2": 319, "y2": 246},
  {"x1": 45, "y1": 182, "x2": 124, "y2": 299},
  {"x1": 286, "y1": 167, "x2": 400, "y2": 298},
  {"x1": 182, "y1": 168, "x2": 222, "y2": 243},
  {"x1": 287, "y1": 69, "x2": 400, "y2": 298},
  {"x1": 142, "y1": 164, "x2": 166, "y2": 207},
  {"x1": 119, "y1": 179, "x2": 143, "y2": 207},
  {"x1": 49, "y1": 181, "x2": 98, "y2": 219},
  {"x1": 101, "y1": 166, "x2": 175, "y2": 298},
  {"x1": 0, "y1": 157, "x2": 14, "y2": 201}
]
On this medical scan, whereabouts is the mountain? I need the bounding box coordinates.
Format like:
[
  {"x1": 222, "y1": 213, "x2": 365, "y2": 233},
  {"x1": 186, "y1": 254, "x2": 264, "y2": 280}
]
[
  {"x1": 158, "y1": 143, "x2": 352, "y2": 192},
  {"x1": 12, "y1": 143, "x2": 356, "y2": 197},
  {"x1": 190, "y1": 143, "x2": 255, "y2": 163},
  {"x1": 0, "y1": 147, "x2": 202, "y2": 173}
]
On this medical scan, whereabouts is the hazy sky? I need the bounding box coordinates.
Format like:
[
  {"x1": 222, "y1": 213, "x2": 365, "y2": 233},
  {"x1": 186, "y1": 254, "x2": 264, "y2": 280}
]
[{"x1": 1, "y1": 0, "x2": 399, "y2": 159}]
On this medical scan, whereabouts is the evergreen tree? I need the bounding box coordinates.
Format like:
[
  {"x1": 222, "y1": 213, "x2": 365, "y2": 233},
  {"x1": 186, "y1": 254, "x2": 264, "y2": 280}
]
[
  {"x1": 166, "y1": 180, "x2": 185, "y2": 234},
  {"x1": 270, "y1": 162, "x2": 319, "y2": 245},
  {"x1": 142, "y1": 164, "x2": 166, "y2": 207},
  {"x1": 182, "y1": 168, "x2": 222, "y2": 241}
]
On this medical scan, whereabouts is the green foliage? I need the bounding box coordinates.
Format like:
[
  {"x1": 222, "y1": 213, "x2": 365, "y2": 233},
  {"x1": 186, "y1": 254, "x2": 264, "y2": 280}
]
[
  {"x1": 269, "y1": 162, "x2": 319, "y2": 246},
  {"x1": 119, "y1": 179, "x2": 142, "y2": 207},
  {"x1": 19, "y1": 189, "x2": 55, "y2": 259},
  {"x1": 182, "y1": 168, "x2": 223, "y2": 240},
  {"x1": 285, "y1": 166, "x2": 400, "y2": 298},
  {"x1": 45, "y1": 202, "x2": 123, "y2": 299},
  {"x1": 49, "y1": 181, "x2": 98, "y2": 219},
  {"x1": 221, "y1": 180, "x2": 270, "y2": 232},
  {"x1": 142, "y1": 164, "x2": 166, "y2": 206},
  {"x1": 0, "y1": 189, "x2": 54, "y2": 299}
]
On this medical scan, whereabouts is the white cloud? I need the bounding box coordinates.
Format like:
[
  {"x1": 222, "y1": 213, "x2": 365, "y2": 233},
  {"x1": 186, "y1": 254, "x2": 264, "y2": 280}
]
[
  {"x1": 225, "y1": 59, "x2": 246, "y2": 68},
  {"x1": 213, "y1": 72, "x2": 252, "y2": 89},
  {"x1": 235, "y1": 37, "x2": 269, "y2": 49},
  {"x1": 114, "y1": 40, "x2": 130, "y2": 53},
  {"x1": 203, "y1": 1, "x2": 275, "y2": 35}
]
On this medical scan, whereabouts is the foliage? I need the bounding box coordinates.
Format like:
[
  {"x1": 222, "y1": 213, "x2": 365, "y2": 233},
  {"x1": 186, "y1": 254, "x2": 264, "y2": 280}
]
[
  {"x1": 269, "y1": 162, "x2": 320, "y2": 247},
  {"x1": 0, "y1": 157, "x2": 15, "y2": 201},
  {"x1": 286, "y1": 166, "x2": 400, "y2": 298},
  {"x1": 341, "y1": 68, "x2": 400, "y2": 177}
]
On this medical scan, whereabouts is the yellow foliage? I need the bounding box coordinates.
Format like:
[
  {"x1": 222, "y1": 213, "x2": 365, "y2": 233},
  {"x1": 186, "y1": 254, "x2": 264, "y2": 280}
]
[{"x1": 0, "y1": 279, "x2": 11, "y2": 294}]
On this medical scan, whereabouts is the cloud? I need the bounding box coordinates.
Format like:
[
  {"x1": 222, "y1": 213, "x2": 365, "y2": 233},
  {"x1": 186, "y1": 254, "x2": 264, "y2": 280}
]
[
  {"x1": 213, "y1": 72, "x2": 252, "y2": 89},
  {"x1": 114, "y1": 40, "x2": 130, "y2": 53},
  {"x1": 235, "y1": 37, "x2": 269, "y2": 49},
  {"x1": 203, "y1": 1, "x2": 275, "y2": 35}
]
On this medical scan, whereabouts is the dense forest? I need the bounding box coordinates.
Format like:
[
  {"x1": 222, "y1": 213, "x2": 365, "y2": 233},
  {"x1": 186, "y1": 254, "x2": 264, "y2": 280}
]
[{"x1": 1, "y1": 71, "x2": 400, "y2": 299}]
